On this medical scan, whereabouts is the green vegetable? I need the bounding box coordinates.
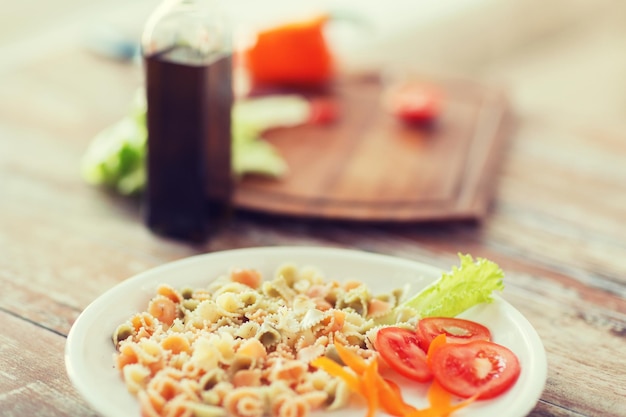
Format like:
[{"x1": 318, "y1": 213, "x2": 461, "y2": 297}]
[
  {"x1": 81, "y1": 117, "x2": 147, "y2": 195},
  {"x1": 81, "y1": 91, "x2": 308, "y2": 195},
  {"x1": 399, "y1": 254, "x2": 505, "y2": 318},
  {"x1": 231, "y1": 95, "x2": 309, "y2": 177}
]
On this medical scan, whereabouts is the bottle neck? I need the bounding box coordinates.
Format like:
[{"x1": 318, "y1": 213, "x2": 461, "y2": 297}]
[{"x1": 142, "y1": 0, "x2": 230, "y2": 62}]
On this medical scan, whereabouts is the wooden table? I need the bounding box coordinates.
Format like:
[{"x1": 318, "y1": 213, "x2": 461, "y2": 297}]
[{"x1": 2, "y1": 15, "x2": 626, "y2": 417}]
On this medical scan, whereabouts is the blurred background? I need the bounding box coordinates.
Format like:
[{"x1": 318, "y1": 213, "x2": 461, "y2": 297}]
[{"x1": 3, "y1": 0, "x2": 626, "y2": 128}]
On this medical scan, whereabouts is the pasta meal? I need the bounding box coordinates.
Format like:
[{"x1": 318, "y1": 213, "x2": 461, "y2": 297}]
[{"x1": 112, "y1": 263, "x2": 415, "y2": 417}]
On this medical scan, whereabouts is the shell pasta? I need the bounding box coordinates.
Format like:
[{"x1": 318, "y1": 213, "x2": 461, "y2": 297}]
[{"x1": 112, "y1": 263, "x2": 413, "y2": 417}]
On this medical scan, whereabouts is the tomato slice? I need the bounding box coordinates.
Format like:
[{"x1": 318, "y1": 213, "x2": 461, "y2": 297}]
[
  {"x1": 418, "y1": 317, "x2": 491, "y2": 351},
  {"x1": 383, "y1": 82, "x2": 442, "y2": 124},
  {"x1": 375, "y1": 327, "x2": 433, "y2": 382},
  {"x1": 308, "y1": 97, "x2": 338, "y2": 125},
  {"x1": 430, "y1": 340, "x2": 521, "y2": 399}
]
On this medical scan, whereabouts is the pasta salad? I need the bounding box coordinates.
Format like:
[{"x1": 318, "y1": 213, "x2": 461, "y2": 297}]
[{"x1": 112, "y1": 263, "x2": 417, "y2": 417}]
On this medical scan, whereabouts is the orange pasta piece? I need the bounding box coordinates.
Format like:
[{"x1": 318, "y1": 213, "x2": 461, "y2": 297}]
[
  {"x1": 344, "y1": 280, "x2": 362, "y2": 291},
  {"x1": 131, "y1": 312, "x2": 155, "y2": 332},
  {"x1": 162, "y1": 395, "x2": 193, "y2": 417},
  {"x1": 237, "y1": 338, "x2": 267, "y2": 361},
  {"x1": 148, "y1": 359, "x2": 165, "y2": 377},
  {"x1": 367, "y1": 299, "x2": 392, "y2": 317},
  {"x1": 148, "y1": 296, "x2": 178, "y2": 326},
  {"x1": 305, "y1": 284, "x2": 330, "y2": 298},
  {"x1": 139, "y1": 388, "x2": 166, "y2": 417},
  {"x1": 116, "y1": 343, "x2": 139, "y2": 370},
  {"x1": 161, "y1": 334, "x2": 190, "y2": 354},
  {"x1": 156, "y1": 378, "x2": 181, "y2": 401},
  {"x1": 230, "y1": 268, "x2": 263, "y2": 289},
  {"x1": 156, "y1": 284, "x2": 182, "y2": 303},
  {"x1": 313, "y1": 298, "x2": 333, "y2": 311},
  {"x1": 320, "y1": 310, "x2": 345, "y2": 333},
  {"x1": 232, "y1": 369, "x2": 262, "y2": 388}
]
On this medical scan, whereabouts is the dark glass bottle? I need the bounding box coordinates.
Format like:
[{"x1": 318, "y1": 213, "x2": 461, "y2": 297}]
[{"x1": 141, "y1": 0, "x2": 233, "y2": 242}]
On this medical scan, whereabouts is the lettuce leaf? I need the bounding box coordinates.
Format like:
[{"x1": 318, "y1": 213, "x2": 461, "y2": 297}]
[
  {"x1": 399, "y1": 254, "x2": 505, "y2": 318},
  {"x1": 81, "y1": 91, "x2": 307, "y2": 195}
]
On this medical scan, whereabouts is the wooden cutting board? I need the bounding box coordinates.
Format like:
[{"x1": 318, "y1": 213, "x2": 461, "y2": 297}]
[{"x1": 233, "y1": 74, "x2": 512, "y2": 222}]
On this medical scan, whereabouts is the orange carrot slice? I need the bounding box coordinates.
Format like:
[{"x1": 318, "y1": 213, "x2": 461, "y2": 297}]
[
  {"x1": 427, "y1": 333, "x2": 448, "y2": 365},
  {"x1": 334, "y1": 344, "x2": 417, "y2": 417},
  {"x1": 363, "y1": 359, "x2": 380, "y2": 417},
  {"x1": 318, "y1": 342, "x2": 475, "y2": 417},
  {"x1": 427, "y1": 380, "x2": 478, "y2": 416},
  {"x1": 334, "y1": 343, "x2": 367, "y2": 373},
  {"x1": 375, "y1": 374, "x2": 418, "y2": 416},
  {"x1": 311, "y1": 357, "x2": 362, "y2": 394}
]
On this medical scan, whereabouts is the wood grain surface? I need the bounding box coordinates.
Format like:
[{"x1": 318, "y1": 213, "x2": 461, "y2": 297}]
[
  {"x1": 235, "y1": 75, "x2": 511, "y2": 221},
  {"x1": 1, "y1": 14, "x2": 626, "y2": 417}
]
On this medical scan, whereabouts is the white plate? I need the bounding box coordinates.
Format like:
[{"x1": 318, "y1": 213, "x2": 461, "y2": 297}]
[{"x1": 65, "y1": 246, "x2": 547, "y2": 417}]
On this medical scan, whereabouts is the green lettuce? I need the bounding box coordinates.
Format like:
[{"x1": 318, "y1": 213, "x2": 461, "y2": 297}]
[
  {"x1": 81, "y1": 92, "x2": 309, "y2": 195},
  {"x1": 399, "y1": 254, "x2": 505, "y2": 318}
]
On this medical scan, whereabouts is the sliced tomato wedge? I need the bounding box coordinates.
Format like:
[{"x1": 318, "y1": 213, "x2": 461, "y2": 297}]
[
  {"x1": 418, "y1": 317, "x2": 491, "y2": 351},
  {"x1": 383, "y1": 82, "x2": 442, "y2": 124},
  {"x1": 430, "y1": 340, "x2": 521, "y2": 399},
  {"x1": 308, "y1": 97, "x2": 338, "y2": 125},
  {"x1": 375, "y1": 327, "x2": 433, "y2": 382}
]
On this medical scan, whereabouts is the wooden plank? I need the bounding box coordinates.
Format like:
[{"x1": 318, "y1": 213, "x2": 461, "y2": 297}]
[
  {"x1": 0, "y1": 310, "x2": 97, "y2": 417},
  {"x1": 530, "y1": 402, "x2": 588, "y2": 417},
  {"x1": 0, "y1": 118, "x2": 200, "y2": 334},
  {"x1": 0, "y1": 175, "x2": 201, "y2": 335}
]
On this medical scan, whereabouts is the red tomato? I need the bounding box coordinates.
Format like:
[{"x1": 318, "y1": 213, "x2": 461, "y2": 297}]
[
  {"x1": 384, "y1": 82, "x2": 442, "y2": 124},
  {"x1": 418, "y1": 317, "x2": 491, "y2": 351},
  {"x1": 375, "y1": 327, "x2": 433, "y2": 382},
  {"x1": 308, "y1": 97, "x2": 338, "y2": 125},
  {"x1": 430, "y1": 340, "x2": 521, "y2": 399}
]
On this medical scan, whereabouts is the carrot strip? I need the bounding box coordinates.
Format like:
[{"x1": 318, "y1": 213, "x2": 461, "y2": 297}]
[
  {"x1": 376, "y1": 375, "x2": 418, "y2": 416},
  {"x1": 411, "y1": 380, "x2": 477, "y2": 417},
  {"x1": 427, "y1": 379, "x2": 454, "y2": 415},
  {"x1": 317, "y1": 342, "x2": 475, "y2": 417},
  {"x1": 427, "y1": 333, "x2": 447, "y2": 365},
  {"x1": 335, "y1": 343, "x2": 418, "y2": 417},
  {"x1": 363, "y1": 359, "x2": 380, "y2": 417},
  {"x1": 383, "y1": 378, "x2": 402, "y2": 396},
  {"x1": 311, "y1": 357, "x2": 362, "y2": 394},
  {"x1": 334, "y1": 343, "x2": 367, "y2": 374}
]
